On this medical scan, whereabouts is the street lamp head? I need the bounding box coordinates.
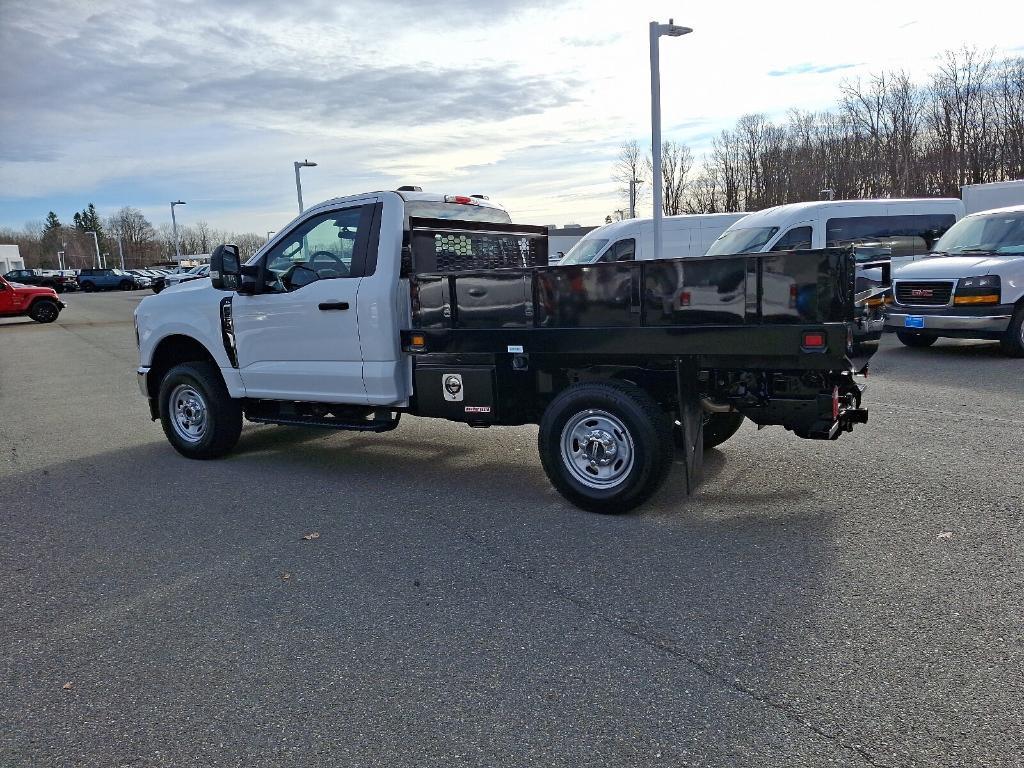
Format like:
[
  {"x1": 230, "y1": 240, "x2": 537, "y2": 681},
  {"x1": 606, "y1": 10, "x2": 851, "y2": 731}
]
[
  {"x1": 171, "y1": 200, "x2": 186, "y2": 206},
  {"x1": 296, "y1": 159, "x2": 317, "y2": 168},
  {"x1": 656, "y1": 18, "x2": 693, "y2": 37}
]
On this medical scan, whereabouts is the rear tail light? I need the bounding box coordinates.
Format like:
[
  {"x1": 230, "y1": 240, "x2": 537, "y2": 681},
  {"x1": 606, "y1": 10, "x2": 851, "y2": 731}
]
[
  {"x1": 789, "y1": 284, "x2": 798, "y2": 308},
  {"x1": 678, "y1": 290, "x2": 691, "y2": 307},
  {"x1": 801, "y1": 330, "x2": 827, "y2": 352}
]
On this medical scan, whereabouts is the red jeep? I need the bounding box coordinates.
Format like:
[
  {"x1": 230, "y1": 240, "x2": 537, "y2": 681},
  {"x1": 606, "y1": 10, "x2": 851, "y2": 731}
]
[{"x1": 0, "y1": 274, "x2": 65, "y2": 323}]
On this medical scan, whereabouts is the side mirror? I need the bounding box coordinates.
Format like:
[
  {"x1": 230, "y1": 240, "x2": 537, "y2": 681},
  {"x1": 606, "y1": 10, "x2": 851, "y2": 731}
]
[{"x1": 210, "y1": 243, "x2": 241, "y2": 291}]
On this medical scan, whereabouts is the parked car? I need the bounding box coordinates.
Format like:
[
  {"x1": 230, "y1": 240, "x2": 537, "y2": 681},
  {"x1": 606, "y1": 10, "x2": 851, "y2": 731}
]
[
  {"x1": 0, "y1": 274, "x2": 65, "y2": 322},
  {"x1": 161, "y1": 264, "x2": 210, "y2": 291},
  {"x1": 77, "y1": 268, "x2": 144, "y2": 291},
  {"x1": 3, "y1": 268, "x2": 79, "y2": 293},
  {"x1": 884, "y1": 204, "x2": 1024, "y2": 356},
  {"x1": 127, "y1": 270, "x2": 154, "y2": 288}
]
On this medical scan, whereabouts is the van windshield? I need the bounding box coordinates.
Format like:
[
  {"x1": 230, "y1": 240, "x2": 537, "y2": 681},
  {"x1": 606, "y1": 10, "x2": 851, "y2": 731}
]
[
  {"x1": 560, "y1": 238, "x2": 610, "y2": 265},
  {"x1": 932, "y1": 212, "x2": 1024, "y2": 256},
  {"x1": 706, "y1": 226, "x2": 779, "y2": 256}
]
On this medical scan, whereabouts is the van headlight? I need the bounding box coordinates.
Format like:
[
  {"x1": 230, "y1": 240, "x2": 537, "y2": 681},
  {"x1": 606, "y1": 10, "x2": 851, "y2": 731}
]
[{"x1": 954, "y1": 275, "x2": 1000, "y2": 305}]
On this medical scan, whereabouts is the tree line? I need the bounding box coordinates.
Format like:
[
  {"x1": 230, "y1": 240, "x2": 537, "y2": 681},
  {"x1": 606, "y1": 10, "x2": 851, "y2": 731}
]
[
  {"x1": 612, "y1": 48, "x2": 1024, "y2": 219},
  {"x1": 2, "y1": 204, "x2": 267, "y2": 270}
]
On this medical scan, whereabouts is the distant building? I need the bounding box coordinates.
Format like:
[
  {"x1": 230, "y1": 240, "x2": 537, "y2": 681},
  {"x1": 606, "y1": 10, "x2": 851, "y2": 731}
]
[{"x1": 0, "y1": 244, "x2": 25, "y2": 272}]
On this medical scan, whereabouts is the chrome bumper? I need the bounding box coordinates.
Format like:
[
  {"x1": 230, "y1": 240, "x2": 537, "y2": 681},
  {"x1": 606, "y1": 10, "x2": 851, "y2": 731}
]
[
  {"x1": 885, "y1": 312, "x2": 1012, "y2": 333},
  {"x1": 137, "y1": 366, "x2": 150, "y2": 397}
]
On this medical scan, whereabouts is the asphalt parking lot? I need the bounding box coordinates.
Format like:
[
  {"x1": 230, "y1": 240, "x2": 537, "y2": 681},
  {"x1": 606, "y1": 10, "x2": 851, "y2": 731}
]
[{"x1": 1, "y1": 291, "x2": 1022, "y2": 767}]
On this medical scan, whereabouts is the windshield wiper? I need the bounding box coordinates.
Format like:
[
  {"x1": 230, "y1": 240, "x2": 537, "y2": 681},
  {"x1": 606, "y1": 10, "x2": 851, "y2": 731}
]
[{"x1": 956, "y1": 248, "x2": 996, "y2": 254}]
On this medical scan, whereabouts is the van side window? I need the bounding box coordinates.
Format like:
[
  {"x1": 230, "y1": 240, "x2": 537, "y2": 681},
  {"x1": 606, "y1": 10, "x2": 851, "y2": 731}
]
[
  {"x1": 826, "y1": 214, "x2": 956, "y2": 255},
  {"x1": 598, "y1": 239, "x2": 636, "y2": 263},
  {"x1": 770, "y1": 226, "x2": 812, "y2": 251}
]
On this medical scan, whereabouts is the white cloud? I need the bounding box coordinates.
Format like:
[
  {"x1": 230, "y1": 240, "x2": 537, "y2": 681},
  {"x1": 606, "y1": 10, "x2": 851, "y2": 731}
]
[{"x1": 0, "y1": 0, "x2": 1022, "y2": 231}]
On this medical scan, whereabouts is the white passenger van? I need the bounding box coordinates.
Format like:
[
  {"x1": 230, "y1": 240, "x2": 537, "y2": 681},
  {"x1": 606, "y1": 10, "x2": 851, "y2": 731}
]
[
  {"x1": 706, "y1": 199, "x2": 965, "y2": 265},
  {"x1": 559, "y1": 213, "x2": 749, "y2": 265}
]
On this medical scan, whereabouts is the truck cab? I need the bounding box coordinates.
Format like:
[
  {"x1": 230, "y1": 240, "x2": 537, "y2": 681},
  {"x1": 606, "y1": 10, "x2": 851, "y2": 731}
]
[{"x1": 884, "y1": 205, "x2": 1024, "y2": 356}]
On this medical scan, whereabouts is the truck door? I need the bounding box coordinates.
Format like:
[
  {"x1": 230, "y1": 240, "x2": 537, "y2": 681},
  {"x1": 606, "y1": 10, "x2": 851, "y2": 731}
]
[{"x1": 230, "y1": 201, "x2": 377, "y2": 404}]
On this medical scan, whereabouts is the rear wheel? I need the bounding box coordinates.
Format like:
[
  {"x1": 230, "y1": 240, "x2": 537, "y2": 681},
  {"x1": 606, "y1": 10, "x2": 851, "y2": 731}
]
[
  {"x1": 896, "y1": 330, "x2": 937, "y2": 348},
  {"x1": 80, "y1": 281, "x2": 95, "y2": 292},
  {"x1": 538, "y1": 381, "x2": 673, "y2": 514},
  {"x1": 158, "y1": 361, "x2": 243, "y2": 459},
  {"x1": 1000, "y1": 305, "x2": 1024, "y2": 358},
  {"x1": 119, "y1": 280, "x2": 134, "y2": 290},
  {"x1": 28, "y1": 299, "x2": 60, "y2": 323}
]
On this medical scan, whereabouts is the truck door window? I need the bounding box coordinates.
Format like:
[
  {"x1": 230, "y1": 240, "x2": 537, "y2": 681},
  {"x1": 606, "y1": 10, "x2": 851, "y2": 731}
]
[
  {"x1": 770, "y1": 226, "x2": 812, "y2": 251},
  {"x1": 265, "y1": 206, "x2": 367, "y2": 291}
]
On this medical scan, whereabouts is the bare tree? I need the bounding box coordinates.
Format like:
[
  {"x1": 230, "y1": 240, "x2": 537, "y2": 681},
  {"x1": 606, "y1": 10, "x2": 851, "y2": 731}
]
[
  {"x1": 612, "y1": 139, "x2": 647, "y2": 217},
  {"x1": 647, "y1": 140, "x2": 693, "y2": 215}
]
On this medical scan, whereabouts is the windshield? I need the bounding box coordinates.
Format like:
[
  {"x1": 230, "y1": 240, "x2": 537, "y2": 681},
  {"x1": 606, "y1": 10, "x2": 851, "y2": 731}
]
[
  {"x1": 405, "y1": 201, "x2": 511, "y2": 224},
  {"x1": 932, "y1": 212, "x2": 1024, "y2": 256},
  {"x1": 706, "y1": 226, "x2": 779, "y2": 256},
  {"x1": 559, "y1": 238, "x2": 610, "y2": 265}
]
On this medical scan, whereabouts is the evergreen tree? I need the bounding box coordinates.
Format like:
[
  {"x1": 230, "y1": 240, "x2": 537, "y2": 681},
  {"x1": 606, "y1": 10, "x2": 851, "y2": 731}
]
[{"x1": 43, "y1": 211, "x2": 61, "y2": 234}]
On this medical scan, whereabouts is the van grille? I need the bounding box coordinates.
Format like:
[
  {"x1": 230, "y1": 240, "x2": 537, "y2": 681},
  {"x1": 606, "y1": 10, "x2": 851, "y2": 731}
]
[{"x1": 894, "y1": 280, "x2": 953, "y2": 306}]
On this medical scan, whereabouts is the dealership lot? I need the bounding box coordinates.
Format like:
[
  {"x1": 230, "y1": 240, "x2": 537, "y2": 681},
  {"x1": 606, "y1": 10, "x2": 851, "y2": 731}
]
[{"x1": 1, "y1": 292, "x2": 1022, "y2": 766}]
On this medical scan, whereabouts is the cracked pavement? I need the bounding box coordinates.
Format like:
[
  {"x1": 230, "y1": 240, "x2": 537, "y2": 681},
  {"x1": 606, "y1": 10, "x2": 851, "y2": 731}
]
[{"x1": 2, "y1": 292, "x2": 1022, "y2": 767}]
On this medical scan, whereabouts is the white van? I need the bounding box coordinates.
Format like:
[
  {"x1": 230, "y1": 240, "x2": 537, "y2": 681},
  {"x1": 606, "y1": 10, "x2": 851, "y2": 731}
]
[
  {"x1": 706, "y1": 199, "x2": 965, "y2": 263},
  {"x1": 559, "y1": 213, "x2": 749, "y2": 265}
]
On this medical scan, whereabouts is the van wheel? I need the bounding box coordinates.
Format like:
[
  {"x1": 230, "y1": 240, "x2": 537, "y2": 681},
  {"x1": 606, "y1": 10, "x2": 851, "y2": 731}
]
[
  {"x1": 158, "y1": 361, "x2": 242, "y2": 459},
  {"x1": 28, "y1": 299, "x2": 60, "y2": 323},
  {"x1": 1000, "y1": 305, "x2": 1024, "y2": 358},
  {"x1": 538, "y1": 381, "x2": 673, "y2": 513},
  {"x1": 896, "y1": 331, "x2": 937, "y2": 348}
]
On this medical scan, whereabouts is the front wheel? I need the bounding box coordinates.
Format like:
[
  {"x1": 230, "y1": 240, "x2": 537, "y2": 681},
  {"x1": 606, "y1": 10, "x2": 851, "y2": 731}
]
[
  {"x1": 28, "y1": 299, "x2": 60, "y2": 323},
  {"x1": 1000, "y1": 305, "x2": 1024, "y2": 358},
  {"x1": 538, "y1": 381, "x2": 673, "y2": 514},
  {"x1": 158, "y1": 361, "x2": 243, "y2": 459},
  {"x1": 896, "y1": 330, "x2": 937, "y2": 348}
]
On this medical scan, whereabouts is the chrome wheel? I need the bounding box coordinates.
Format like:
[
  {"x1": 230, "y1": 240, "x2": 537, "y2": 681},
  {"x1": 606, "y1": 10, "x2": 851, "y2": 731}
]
[
  {"x1": 169, "y1": 384, "x2": 208, "y2": 444},
  {"x1": 560, "y1": 409, "x2": 635, "y2": 489}
]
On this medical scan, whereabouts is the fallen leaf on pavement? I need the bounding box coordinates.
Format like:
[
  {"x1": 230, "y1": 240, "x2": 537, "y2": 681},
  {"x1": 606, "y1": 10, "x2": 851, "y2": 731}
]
[
  {"x1": 937, "y1": 531, "x2": 954, "y2": 539},
  {"x1": 302, "y1": 532, "x2": 320, "y2": 541},
  {"x1": 281, "y1": 572, "x2": 291, "y2": 580},
  {"x1": 62, "y1": 682, "x2": 73, "y2": 690}
]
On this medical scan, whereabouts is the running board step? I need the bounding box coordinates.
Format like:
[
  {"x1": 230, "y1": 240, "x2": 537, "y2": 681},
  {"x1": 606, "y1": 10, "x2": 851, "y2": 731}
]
[{"x1": 245, "y1": 410, "x2": 401, "y2": 433}]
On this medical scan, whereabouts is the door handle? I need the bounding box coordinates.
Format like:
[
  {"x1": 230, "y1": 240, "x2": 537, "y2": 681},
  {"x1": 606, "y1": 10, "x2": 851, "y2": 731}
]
[
  {"x1": 318, "y1": 301, "x2": 350, "y2": 311},
  {"x1": 467, "y1": 287, "x2": 486, "y2": 297}
]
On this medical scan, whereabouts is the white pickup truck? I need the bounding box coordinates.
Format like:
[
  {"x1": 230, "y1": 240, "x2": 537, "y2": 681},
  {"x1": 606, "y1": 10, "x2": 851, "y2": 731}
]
[
  {"x1": 134, "y1": 189, "x2": 872, "y2": 512},
  {"x1": 884, "y1": 205, "x2": 1024, "y2": 356}
]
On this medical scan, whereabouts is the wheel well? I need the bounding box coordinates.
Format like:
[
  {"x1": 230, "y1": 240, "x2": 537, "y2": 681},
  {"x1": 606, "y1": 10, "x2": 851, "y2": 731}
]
[
  {"x1": 147, "y1": 335, "x2": 219, "y2": 399},
  {"x1": 28, "y1": 296, "x2": 58, "y2": 308}
]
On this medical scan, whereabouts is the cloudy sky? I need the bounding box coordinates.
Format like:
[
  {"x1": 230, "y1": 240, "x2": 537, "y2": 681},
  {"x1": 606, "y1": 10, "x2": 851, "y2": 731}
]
[{"x1": 1, "y1": 0, "x2": 1022, "y2": 234}]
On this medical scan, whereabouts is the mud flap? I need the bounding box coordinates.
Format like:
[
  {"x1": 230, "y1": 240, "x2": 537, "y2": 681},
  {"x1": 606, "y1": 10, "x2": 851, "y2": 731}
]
[{"x1": 675, "y1": 360, "x2": 704, "y2": 496}]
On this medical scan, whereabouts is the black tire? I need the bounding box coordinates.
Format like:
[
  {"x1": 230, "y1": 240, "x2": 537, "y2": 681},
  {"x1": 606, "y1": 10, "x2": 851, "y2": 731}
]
[
  {"x1": 80, "y1": 281, "x2": 95, "y2": 292},
  {"x1": 694, "y1": 411, "x2": 745, "y2": 450},
  {"x1": 1000, "y1": 305, "x2": 1024, "y2": 358},
  {"x1": 152, "y1": 284, "x2": 163, "y2": 294},
  {"x1": 896, "y1": 330, "x2": 937, "y2": 348},
  {"x1": 538, "y1": 380, "x2": 673, "y2": 514},
  {"x1": 158, "y1": 361, "x2": 243, "y2": 459},
  {"x1": 28, "y1": 299, "x2": 60, "y2": 323},
  {"x1": 119, "y1": 280, "x2": 134, "y2": 291}
]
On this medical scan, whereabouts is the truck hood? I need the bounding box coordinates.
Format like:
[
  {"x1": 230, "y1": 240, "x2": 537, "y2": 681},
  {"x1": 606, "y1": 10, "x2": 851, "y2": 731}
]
[
  {"x1": 11, "y1": 282, "x2": 59, "y2": 298},
  {"x1": 894, "y1": 254, "x2": 1024, "y2": 279}
]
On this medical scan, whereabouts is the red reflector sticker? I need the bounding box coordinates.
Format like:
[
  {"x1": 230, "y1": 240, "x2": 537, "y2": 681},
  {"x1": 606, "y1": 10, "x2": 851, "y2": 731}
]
[{"x1": 803, "y1": 332, "x2": 826, "y2": 348}]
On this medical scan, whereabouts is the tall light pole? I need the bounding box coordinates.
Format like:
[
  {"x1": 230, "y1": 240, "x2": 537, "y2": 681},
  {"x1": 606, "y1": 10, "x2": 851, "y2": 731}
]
[
  {"x1": 170, "y1": 200, "x2": 186, "y2": 262},
  {"x1": 85, "y1": 230, "x2": 101, "y2": 268},
  {"x1": 649, "y1": 18, "x2": 693, "y2": 261},
  {"x1": 266, "y1": 230, "x2": 276, "y2": 241},
  {"x1": 294, "y1": 159, "x2": 317, "y2": 213}
]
